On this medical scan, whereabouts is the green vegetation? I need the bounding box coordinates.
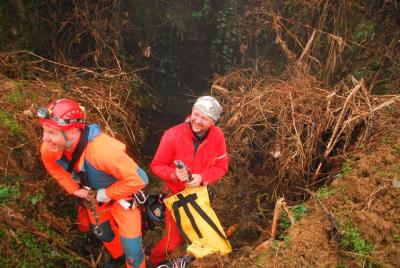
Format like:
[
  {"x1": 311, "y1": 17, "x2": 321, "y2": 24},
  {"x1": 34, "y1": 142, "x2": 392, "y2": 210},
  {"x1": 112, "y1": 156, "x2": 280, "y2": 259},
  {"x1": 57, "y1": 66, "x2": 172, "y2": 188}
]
[
  {"x1": 380, "y1": 133, "x2": 393, "y2": 145},
  {"x1": 280, "y1": 203, "x2": 308, "y2": 230},
  {"x1": 30, "y1": 191, "x2": 45, "y2": 205},
  {"x1": 0, "y1": 230, "x2": 82, "y2": 268},
  {"x1": 283, "y1": 235, "x2": 291, "y2": 248},
  {"x1": 254, "y1": 251, "x2": 270, "y2": 266},
  {"x1": 316, "y1": 185, "x2": 335, "y2": 199},
  {"x1": 2, "y1": 84, "x2": 32, "y2": 108},
  {"x1": 353, "y1": 69, "x2": 372, "y2": 80},
  {"x1": 162, "y1": 0, "x2": 212, "y2": 39},
  {"x1": 0, "y1": 185, "x2": 20, "y2": 204},
  {"x1": 354, "y1": 21, "x2": 375, "y2": 43},
  {"x1": 3, "y1": 89, "x2": 25, "y2": 105},
  {"x1": 191, "y1": 0, "x2": 211, "y2": 20},
  {"x1": 339, "y1": 220, "x2": 374, "y2": 258},
  {"x1": 34, "y1": 219, "x2": 62, "y2": 239},
  {"x1": 0, "y1": 111, "x2": 22, "y2": 137},
  {"x1": 271, "y1": 240, "x2": 280, "y2": 250},
  {"x1": 334, "y1": 162, "x2": 353, "y2": 179},
  {"x1": 211, "y1": 0, "x2": 240, "y2": 71}
]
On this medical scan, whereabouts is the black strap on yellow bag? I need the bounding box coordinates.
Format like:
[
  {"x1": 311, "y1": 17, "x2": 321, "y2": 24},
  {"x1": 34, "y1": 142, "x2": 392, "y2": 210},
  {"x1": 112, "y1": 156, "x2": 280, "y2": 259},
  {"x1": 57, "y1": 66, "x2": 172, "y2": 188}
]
[
  {"x1": 164, "y1": 186, "x2": 232, "y2": 258},
  {"x1": 172, "y1": 193, "x2": 226, "y2": 243}
]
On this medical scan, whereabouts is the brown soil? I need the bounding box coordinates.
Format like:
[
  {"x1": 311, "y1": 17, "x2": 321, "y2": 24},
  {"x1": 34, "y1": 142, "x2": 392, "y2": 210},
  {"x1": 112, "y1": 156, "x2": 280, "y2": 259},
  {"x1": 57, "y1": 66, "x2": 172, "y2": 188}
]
[{"x1": 228, "y1": 128, "x2": 400, "y2": 268}]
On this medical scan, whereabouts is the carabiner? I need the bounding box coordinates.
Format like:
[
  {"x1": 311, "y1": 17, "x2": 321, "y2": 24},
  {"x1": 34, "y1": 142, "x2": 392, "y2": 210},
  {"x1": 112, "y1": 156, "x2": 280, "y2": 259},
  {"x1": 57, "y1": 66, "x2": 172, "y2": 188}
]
[
  {"x1": 93, "y1": 225, "x2": 104, "y2": 237},
  {"x1": 134, "y1": 190, "x2": 147, "y2": 204}
]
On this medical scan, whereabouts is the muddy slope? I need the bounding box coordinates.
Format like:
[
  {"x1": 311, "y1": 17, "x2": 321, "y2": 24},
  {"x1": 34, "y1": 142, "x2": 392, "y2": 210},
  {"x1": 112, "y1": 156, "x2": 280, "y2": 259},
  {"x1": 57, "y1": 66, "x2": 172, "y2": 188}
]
[{"x1": 236, "y1": 127, "x2": 400, "y2": 268}]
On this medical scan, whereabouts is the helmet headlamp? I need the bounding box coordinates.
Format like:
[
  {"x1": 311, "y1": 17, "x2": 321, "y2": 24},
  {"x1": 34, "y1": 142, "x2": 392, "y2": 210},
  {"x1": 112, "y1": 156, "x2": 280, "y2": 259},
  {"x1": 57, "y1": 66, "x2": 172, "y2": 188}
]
[
  {"x1": 37, "y1": 107, "x2": 51, "y2": 119},
  {"x1": 38, "y1": 99, "x2": 86, "y2": 130},
  {"x1": 37, "y1": 106, "x2": 84, "y2": 126}
]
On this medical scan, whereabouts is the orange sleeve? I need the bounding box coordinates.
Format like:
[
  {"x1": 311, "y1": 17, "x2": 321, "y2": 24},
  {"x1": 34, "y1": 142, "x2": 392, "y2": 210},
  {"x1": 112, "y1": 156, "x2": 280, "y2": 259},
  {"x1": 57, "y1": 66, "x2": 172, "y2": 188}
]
[
  {"x1": 40, "y1": 143, "x2": 80, "y2": 195},
  {"x1": 86, "y1": 134, "x2": 148, "y2": 200}
]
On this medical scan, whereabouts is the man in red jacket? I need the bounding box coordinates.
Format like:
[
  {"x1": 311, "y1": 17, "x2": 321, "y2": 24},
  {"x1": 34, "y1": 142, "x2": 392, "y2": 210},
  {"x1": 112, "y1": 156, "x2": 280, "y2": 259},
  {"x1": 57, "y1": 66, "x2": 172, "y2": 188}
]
[
  {"x1": 150, "y1": 96, "x2": 229, "y2": 266},
  {"x1": 38, "y1": 98, "x2": 148, "y2": 268}
]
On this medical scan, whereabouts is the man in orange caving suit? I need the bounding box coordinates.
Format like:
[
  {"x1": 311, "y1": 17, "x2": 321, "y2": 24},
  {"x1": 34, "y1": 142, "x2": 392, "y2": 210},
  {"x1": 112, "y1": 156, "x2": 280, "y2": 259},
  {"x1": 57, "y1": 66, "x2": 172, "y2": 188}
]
[{"x1": 38, "y1": 98, "x2": 148, "y2": 268}]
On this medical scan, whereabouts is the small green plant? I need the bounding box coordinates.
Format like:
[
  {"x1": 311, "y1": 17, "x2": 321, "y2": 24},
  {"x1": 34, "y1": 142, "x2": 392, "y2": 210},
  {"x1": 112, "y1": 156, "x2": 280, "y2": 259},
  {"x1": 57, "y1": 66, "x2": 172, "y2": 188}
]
[
  {"x1": 380, "y1": 134, "x2": 393, "y2": 145},
  {"x1": 279, "y1": 203, "x2": 308, "y2": 230},
  {"x1": 271, "y1": 240, "x2": 280, "y2": 250},
  {"x1": 0, "y1": 111, "x2": 22, "y2": 136},
  {"x1": 353, "y1": 69, "x2": 371, "y2": 80},
  {"x1": 0, "y1": 185, "x2": 20, "y2": 204},
  {"x1": 30, "y1": 191, "x2": 45, "y2": 205},
  {"x1": 283, "y1": 235, "x2": 291, "y2": 248},
  {"x1": 191, "y1": 0, "x2": 211, "y2": 19},
  {"x1": 334, "y1": 162, "x2": 353, "y2": 179},
  {"x1": 354, "y1": 21, "x2": 375, "y2": 43},
  {"x1": 340, "y1": 220, "x2": 374, "y2": 256},
  {"x1": 292, "y1": 204, "x2": 308, "y2": 221},
  {"x1": 316, "y1": 185, "x2": 335, "y2": 199},
  {"x1": 280, "y1": 213, "x2": 291, "y2": 230}
]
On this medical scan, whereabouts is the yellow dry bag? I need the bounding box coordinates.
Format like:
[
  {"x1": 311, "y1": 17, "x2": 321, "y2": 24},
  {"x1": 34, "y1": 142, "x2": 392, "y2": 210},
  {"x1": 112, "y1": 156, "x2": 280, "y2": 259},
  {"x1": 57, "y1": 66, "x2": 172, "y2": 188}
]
[{"x1": 164, "y1": 186, "x2": 232, "y2": 258}]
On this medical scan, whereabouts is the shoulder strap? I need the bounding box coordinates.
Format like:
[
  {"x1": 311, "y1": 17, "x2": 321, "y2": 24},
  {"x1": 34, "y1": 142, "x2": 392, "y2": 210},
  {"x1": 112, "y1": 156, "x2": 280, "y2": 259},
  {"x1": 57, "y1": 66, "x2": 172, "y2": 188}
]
[{"x1": 66, "y1": 127, "x2": 90, "y2": 173}]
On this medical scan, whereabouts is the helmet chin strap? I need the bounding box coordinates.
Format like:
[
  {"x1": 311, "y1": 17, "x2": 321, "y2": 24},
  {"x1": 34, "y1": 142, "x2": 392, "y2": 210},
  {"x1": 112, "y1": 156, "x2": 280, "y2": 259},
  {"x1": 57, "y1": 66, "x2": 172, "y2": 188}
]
[{"x1": 60, "y1": 130, "x2": 73, "y2": 149}]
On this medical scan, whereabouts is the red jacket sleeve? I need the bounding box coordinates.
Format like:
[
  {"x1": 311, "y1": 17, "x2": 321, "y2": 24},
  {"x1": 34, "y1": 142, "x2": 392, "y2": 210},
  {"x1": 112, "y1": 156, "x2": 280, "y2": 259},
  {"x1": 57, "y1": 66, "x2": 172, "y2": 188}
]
[
  {"x1": 150, "y1": 129, "x2": 177, "y2": 182},
  {"x1": 201, "y1": 130, "x2": 229, "y2": 185},
  {"x1": 40, "y1": 143, "x2": 80, "y2": 195}
]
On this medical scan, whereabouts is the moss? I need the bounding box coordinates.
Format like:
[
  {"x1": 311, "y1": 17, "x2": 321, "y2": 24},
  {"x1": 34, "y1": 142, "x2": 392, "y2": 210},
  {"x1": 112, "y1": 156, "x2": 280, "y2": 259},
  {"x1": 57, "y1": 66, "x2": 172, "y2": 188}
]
[
  {"x1": 0, "y1": 230, "x2": 82, "y2": 268},
  {"x1": 0, "y1": 111, "x2": 22, "y2": 137},
  {"x1": 316, "y1": 185, "x2": 336, "y2": 199},
  {"x1": 1, "y1": 81, "x2": 34, "y2": 108},
  {"x1": 0, "y1": 185, "x2": 20, "y2": 204}
]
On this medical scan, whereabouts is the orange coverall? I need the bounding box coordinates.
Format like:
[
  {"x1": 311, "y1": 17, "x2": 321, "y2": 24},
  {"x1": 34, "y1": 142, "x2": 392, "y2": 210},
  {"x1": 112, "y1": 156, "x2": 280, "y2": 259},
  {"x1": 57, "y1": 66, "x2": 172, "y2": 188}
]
[{"x1": 41, "y1": 124, "x2": 148, "y2": 268}]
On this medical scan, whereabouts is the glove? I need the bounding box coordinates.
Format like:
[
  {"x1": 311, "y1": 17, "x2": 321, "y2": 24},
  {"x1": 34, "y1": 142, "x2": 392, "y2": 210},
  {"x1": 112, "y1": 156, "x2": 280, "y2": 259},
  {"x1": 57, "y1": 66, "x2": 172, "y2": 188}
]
[{"x1": 96, "y1": 188, "x2": 111, "y2": 203}]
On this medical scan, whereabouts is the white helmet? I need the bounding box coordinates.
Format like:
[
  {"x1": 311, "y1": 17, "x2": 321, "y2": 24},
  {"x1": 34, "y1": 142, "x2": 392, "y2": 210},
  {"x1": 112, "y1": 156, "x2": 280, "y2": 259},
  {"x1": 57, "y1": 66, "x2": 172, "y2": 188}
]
[{"x1": 193, "y1": 96, "x2": 222, "y2": 122}]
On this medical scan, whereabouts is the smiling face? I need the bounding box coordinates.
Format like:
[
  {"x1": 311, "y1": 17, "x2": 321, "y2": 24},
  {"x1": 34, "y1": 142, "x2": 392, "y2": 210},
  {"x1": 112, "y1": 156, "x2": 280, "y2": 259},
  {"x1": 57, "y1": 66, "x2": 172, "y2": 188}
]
[
  {"x1": 190, "y1": 109, "x2": 215, "y2": 135},
  {"x1": 41, "y1": 124, "x2": 80, "y2": 152},
  {"x1": 42, "y1": 124, "x2": 68, "y2": 152}
]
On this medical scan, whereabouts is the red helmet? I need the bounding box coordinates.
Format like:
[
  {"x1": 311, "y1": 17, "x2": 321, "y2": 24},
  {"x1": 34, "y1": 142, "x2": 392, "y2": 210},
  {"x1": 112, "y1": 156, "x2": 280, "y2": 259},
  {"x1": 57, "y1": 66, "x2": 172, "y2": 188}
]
[{"x1": 38, "y1": 99, "x2": 86, "y2": 130}]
